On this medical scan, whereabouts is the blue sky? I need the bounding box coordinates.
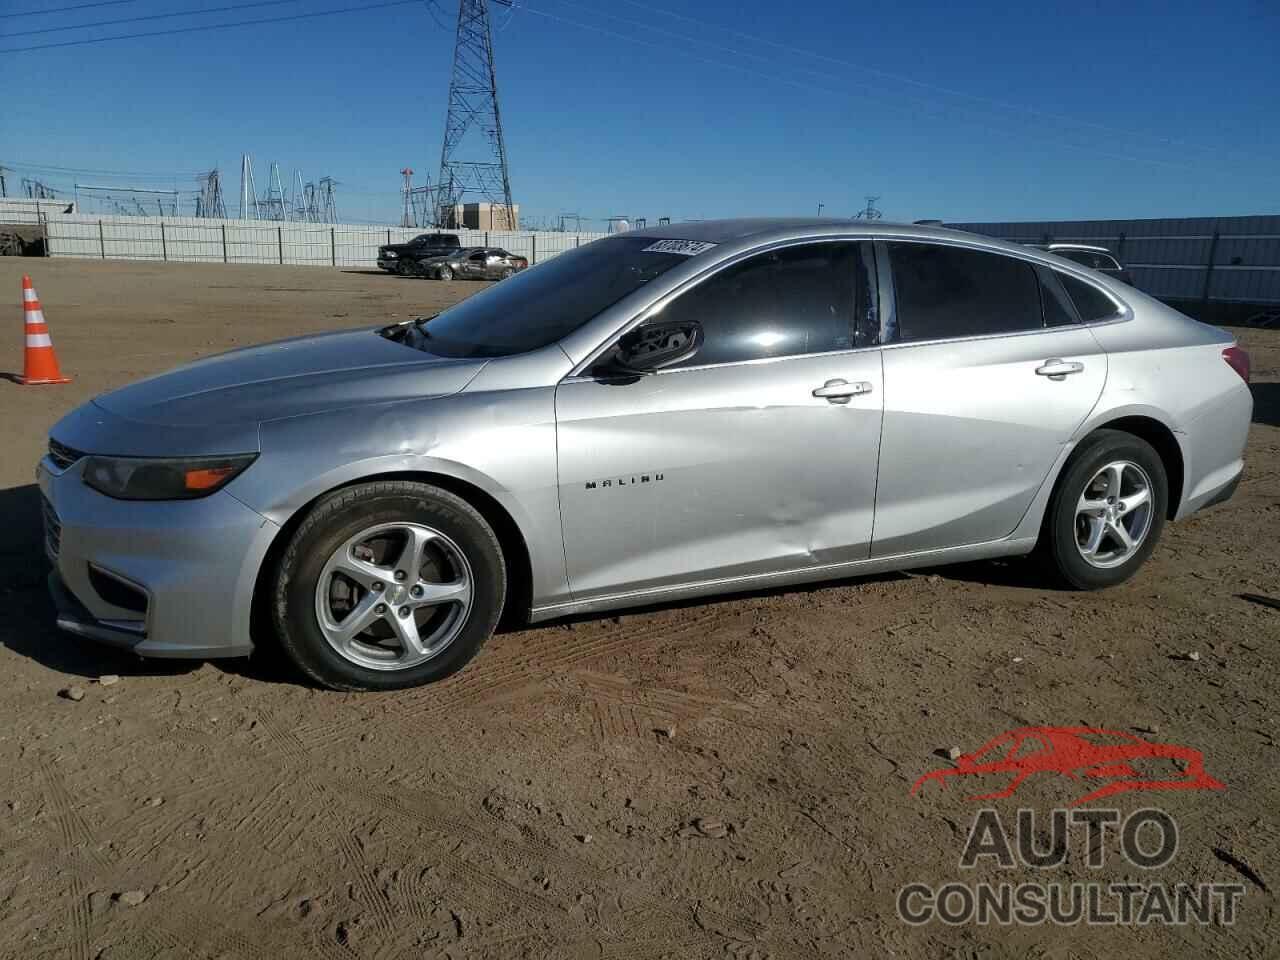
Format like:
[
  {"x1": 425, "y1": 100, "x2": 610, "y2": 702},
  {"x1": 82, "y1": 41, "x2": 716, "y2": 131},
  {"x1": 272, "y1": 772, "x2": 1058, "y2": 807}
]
[{"x1": 4, "y1": 0, "x2": 1278, "y2": 227}]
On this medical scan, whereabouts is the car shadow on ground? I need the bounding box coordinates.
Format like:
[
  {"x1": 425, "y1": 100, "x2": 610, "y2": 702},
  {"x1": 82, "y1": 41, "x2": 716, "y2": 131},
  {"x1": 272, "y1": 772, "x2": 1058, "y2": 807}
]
[
  {"x1": 0, "y1": 483, "x2": 198, "y2": 682},
  {"x1": 1252, "y1": 381, "x2": 1280, "y2": 428},
  {"x1": 340, "y1": 269, "x2": 392, "y2": 276}
]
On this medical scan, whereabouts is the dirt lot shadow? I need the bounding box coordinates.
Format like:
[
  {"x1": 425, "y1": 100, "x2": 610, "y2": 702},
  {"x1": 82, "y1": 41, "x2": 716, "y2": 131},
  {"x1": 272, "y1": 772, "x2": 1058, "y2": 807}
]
[
  {"x1": 1252, "y1": 381, "x2": 1280, "y2": 427},
  {"x1": 0, "y1": 483, "x2": 197, "y2": 681}
]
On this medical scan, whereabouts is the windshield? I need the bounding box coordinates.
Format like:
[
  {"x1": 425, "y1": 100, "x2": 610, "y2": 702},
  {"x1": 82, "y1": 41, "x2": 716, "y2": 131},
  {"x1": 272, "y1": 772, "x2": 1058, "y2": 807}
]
[{"x1": 409, "y1": 237, "x2": 691, "y2": 358}]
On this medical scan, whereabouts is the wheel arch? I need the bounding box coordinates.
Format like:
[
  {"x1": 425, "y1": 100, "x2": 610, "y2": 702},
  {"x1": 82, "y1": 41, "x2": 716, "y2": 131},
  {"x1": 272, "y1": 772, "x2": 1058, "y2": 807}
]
[
  {"x1": 249, "y1": 469, "x2": 536, "y2": 654},
  {"x1": 1084, "y1": 414, "x2": 1185, "y2": 520}
]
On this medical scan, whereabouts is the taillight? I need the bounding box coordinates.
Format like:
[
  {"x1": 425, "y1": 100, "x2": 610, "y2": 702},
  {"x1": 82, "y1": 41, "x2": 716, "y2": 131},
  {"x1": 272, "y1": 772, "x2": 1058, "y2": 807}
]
[{"x1": 1223, "y1": 346, "x2": 1250, "y2": 383}]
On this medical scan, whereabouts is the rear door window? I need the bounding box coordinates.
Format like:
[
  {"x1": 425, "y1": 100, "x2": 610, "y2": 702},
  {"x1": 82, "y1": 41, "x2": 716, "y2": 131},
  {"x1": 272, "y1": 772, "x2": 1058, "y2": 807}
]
[{"x1": 887, "y1": 243, "x2": 1043, "y2": 343}]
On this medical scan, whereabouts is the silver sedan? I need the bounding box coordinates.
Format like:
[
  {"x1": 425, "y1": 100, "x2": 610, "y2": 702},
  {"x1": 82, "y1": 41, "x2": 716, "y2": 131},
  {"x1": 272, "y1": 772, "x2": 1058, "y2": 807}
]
[{"x1": 40, "y1": 220, "x2": 1252, "y2": 690}]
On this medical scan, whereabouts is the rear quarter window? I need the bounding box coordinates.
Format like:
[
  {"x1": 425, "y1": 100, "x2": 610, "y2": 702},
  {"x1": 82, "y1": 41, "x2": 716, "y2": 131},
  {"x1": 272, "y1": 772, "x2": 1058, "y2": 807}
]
[{"x1": 1058, "y1": 273, "x2": 1124, "y2": 323}]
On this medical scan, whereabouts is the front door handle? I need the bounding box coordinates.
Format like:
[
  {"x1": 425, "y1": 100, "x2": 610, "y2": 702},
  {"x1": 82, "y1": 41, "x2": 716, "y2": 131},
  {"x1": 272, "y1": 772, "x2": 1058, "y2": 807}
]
[
  {"x1": 1035, "y1": 359, "x2": 1085, "y2": 381},
  {"x1": 812, "y1": 379, "x2": 873, "y2": 404}
]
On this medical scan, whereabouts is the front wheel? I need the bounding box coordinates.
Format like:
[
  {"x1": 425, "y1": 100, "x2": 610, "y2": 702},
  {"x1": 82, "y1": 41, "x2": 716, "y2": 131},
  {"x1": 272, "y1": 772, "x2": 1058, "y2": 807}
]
[
  {"x1": 436, "y1": 265, "x2": 453, "y2": 281},
  {"x1": 1041, "y1": 430, "x2": 1168, "y2": 590},
  {"x1": 272, "y1": 481, "x2": 506, "y2": 691}
]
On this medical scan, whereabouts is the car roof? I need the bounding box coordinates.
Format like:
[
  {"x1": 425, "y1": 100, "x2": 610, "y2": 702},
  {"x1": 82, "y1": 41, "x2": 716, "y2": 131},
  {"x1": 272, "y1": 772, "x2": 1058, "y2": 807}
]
[{"x1": 619, "y1": 217, "x2": 1060, "y2": 262}]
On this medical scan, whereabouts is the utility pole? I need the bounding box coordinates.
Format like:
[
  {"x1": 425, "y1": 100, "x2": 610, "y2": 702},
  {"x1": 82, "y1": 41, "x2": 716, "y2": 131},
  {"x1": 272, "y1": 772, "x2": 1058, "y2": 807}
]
[
  {"x1": 0, "y1": 166, "x2": 8, "y2": 198},
  {"x1": 196, "y1": 169, "x2": 226, "y2": 218},
  {"x1": 436, "y1": 0, "x2": 516, "y2": 230},
  {"x1": 817, "y1": 202, "x2": 824, "y2": 216}
]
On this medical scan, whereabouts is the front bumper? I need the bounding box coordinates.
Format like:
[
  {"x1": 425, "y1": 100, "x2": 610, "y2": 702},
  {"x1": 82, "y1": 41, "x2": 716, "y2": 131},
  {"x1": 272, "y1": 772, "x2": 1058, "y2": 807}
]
[
  {"x1": 39, "y1": 455, "x2": 278, "y2": 658},
  {"x1": 377, "y1": 257, "x2": 398, "y2": 271}
]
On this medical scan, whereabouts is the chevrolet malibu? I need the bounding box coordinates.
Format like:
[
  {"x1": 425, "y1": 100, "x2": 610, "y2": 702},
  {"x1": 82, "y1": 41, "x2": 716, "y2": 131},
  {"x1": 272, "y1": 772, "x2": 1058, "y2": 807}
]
[{"x1": 40, "y1": 220, "x2": 1253, "y2": 691}]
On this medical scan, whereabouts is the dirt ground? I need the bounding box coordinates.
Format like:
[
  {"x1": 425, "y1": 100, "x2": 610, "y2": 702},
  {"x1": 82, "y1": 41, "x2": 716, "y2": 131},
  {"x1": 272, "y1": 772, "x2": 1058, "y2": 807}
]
[{"x1": 0, "y1": 257, "x2": 1277, "y2": 959}]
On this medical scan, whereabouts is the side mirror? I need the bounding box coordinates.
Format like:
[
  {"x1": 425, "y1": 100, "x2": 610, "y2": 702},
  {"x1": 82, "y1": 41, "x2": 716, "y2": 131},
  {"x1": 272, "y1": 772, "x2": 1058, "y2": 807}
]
[{"x1": 611, "y1": 320, "x2": 704, "y2": 373}]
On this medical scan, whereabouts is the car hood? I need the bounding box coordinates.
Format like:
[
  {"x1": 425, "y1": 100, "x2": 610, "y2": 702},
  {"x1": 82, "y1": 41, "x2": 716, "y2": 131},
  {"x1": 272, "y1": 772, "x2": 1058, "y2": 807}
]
[{"x1": 93, "y1": 327, "x2": 486, "y2": 429}]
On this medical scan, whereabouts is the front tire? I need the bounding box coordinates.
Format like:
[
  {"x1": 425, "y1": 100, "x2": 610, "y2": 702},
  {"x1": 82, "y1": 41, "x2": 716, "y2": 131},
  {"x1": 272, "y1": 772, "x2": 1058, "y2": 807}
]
[
  {"x1": 1042, "y1": 430, "x2": 1167, "y2": 590},
  {"x1": 436, "y1": 265, "x2": 453, "y2": 281},
  {"x1": 272, "y1": 481, "x2": 506, "y2": 691}
]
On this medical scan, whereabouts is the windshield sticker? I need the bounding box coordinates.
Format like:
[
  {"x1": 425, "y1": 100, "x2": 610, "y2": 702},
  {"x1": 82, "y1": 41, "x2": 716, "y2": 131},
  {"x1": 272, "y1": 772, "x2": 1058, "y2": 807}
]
[{"x1": 641, "y1": 239, "x2": 718, "y2": 256}]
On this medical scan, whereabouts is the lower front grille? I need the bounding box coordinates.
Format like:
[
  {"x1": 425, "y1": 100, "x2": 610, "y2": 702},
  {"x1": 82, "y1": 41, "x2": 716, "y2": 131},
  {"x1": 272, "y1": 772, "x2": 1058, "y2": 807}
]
[{"x1": 41, "y1": 496, "x2": 61, "y2": 561}]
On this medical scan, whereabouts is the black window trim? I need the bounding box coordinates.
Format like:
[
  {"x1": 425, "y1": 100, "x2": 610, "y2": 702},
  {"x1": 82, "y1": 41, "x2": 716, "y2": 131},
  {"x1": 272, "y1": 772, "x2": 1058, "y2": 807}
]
[
  {"x1": 872, "y1": 237, "x2": 1131, "y2": 351},
  {"x1": 568, "y1": 235, "x2": 882, "y2": 379}
]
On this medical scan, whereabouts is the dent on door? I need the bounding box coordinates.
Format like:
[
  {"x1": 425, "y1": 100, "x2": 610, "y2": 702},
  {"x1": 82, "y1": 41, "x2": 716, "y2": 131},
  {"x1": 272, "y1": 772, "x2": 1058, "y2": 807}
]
[{"x1": 555, "y1": 352, "x2": 885, "y2": 600}]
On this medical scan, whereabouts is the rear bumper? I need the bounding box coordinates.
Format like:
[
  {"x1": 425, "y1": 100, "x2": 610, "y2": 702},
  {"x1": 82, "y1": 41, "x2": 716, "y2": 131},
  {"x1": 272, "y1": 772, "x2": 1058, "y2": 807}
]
[{"x1": 1175, "y1": 383, "x2": 1252, "y2": 521}]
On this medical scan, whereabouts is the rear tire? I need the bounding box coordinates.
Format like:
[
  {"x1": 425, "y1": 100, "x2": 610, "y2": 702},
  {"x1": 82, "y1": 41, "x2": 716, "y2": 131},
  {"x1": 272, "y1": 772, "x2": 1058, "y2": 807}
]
[
  {"x1": 1041, "y1": 430, "x2": 1168, "y2": 590},
  {"x1": 272, "y1": 481, "x2": 506, "y2": 691}
]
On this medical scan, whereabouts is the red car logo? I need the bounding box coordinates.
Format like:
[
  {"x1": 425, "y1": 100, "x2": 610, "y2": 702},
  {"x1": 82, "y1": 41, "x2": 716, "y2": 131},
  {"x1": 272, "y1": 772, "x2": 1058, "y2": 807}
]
[{"x1": 911, "y1": 726, "x2": 1225, "y2": 806}]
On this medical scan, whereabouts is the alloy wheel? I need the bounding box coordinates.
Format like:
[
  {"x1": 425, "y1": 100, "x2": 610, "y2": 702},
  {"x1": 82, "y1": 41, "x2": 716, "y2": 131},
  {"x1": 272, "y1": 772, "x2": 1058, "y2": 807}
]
[
  {"x1": 1074, "y1": 460, "x2": 1154, "y2": 569},
  {"x1": 314, "y1": 522, "x2": 473, "y2": 670}
]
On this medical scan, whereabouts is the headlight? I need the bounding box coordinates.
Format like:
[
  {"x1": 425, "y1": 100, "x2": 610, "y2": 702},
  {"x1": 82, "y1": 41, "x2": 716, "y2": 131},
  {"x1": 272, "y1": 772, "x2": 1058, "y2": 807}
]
[{"x1": 82, "y1": 454, "x2": 257, "y2": 500}]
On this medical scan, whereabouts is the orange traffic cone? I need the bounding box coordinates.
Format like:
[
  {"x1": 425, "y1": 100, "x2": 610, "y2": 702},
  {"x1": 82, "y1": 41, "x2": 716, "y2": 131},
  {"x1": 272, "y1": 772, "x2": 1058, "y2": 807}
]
[{"x1": 20, "y1": 275, "x2": 70, "y2": 385}]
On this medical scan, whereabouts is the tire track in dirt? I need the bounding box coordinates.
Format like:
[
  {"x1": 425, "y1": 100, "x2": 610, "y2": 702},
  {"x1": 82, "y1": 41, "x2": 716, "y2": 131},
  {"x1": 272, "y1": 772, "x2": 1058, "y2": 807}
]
[
  {"x1": 332, "y1": 773, "x2": 768, "y2": 951},
  {"x1": 38, "y1": 757, "x2": 109, "y2": 871},
  {"x1": 297, "y1": 610, "x2": 731, "y2": 751}
]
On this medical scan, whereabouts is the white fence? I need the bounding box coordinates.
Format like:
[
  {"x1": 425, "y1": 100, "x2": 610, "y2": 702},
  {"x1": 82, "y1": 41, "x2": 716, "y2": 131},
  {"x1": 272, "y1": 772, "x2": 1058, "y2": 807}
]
[{"x1": 4, "y1": 205, "x2": 609, "y2": 267}]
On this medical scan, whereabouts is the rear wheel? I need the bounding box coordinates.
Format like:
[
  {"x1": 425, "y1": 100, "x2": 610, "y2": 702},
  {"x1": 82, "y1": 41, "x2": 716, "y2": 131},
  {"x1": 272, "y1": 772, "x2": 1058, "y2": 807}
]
[
  {"x1": 272, "y1": 481, "x2": 505, "y2": 691},
  {"x1": 1042, "y1": 430, "x2": 1167, "y2": 589},
  {"x1": 498, "y1": 267, "x2": 515, "y2": 280}
]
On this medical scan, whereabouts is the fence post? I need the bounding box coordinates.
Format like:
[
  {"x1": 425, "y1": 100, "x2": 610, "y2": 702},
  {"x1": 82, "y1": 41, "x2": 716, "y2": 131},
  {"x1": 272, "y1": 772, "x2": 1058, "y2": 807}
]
[
  {"x1": 1116, "y1": 231, "x2": 1126, "y2": 262},
  {"x1": 484, "y1": 231, "x2": 489, "y2": 246},
  {"x1": 1201, "y1": 230, "x2": 1220, "y2": 306},
  {"x1": 330, "y1": 227, "x2": 336, "y2": 266},
  {"x1": 221, "y1": 224, "x2": 228, "y2": 263},
  {"x1": 532, "y1": 235, "x2": 537, "y2": 265},
  {"x1": 98, "y1": 220, "x2": 105, "y2": 259},
  {"x1": 387, "y1": 228, "x2": 391, "y2": 245},
  {"x1": 160, "y1": 221, "x2": 167, "y2": 262},
  {"x1": 575, "y1": 236, "x2": 580, "y2": 248},
  {"x1": 278, "y1": 226, "x2": 284, "y2": 265}
]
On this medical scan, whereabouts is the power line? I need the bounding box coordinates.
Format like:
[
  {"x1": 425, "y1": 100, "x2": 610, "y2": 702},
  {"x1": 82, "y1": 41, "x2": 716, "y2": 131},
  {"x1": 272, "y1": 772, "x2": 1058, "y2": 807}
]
[
  {"x1": 608, "y1": 0, "x2": 1243, "y2": 161},
  {"x1": 6, "y1": 0, "x2": 140, "y2": 16},
  {"x1": 0, "y1": 0, "x2": 310, "y2": 39},
  {"x1": 0, "y1": 0, "x2": 421, "y2": 53},
  {"x1": 516, "y1": 3, "x2": 1198, "y2": 171},
  {"x1": 1, "y1": 159, "x2": 201, "y2": 178}
]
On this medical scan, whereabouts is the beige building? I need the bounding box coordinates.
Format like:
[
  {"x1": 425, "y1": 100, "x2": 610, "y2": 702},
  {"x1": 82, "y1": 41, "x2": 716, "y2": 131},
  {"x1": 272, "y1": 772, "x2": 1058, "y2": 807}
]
[{"x1": 445, "y1": 202, "x2": 520, "y2": 231}]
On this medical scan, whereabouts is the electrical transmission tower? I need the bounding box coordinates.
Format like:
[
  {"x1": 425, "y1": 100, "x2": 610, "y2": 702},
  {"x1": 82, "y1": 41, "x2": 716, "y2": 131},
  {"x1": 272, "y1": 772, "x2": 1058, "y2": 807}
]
[
  {"x1": 196, "y1": 169, "x2": 227, "y2": 218},
  {"x1": 400, "y1": 168, "x2": 415, "y2": 227},
  {"x1": 436, "y1": 0, "x2": 515, "y2": 230},
  {"x1": 318, "y1": 177, "x2": 338, "y2": 223},
  {"x1": 239, "y1": 154, "x2": 259, "y2": 220},
  {"x1": 854, "y1": 196, "x2": 883, "y2": 220},
  {"x1": 260, "y1": 163, "x2": 289, "y2": 221}
]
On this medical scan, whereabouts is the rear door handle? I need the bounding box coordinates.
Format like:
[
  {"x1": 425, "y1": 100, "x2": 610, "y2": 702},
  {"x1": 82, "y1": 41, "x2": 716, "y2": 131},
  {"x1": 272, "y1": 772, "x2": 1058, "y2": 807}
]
[
  {"x1": 1035, "y1": 359, "x2": 1085, "y2": 380},
  {"x1": 812, "y1": 379, "x2": 873, "y2": 404}
]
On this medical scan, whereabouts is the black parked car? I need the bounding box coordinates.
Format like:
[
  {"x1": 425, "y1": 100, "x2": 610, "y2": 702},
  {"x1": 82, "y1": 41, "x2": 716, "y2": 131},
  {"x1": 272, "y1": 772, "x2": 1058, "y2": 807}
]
[{"x1": 377, "y1": 232, "x2": 461, "y2": 274}]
